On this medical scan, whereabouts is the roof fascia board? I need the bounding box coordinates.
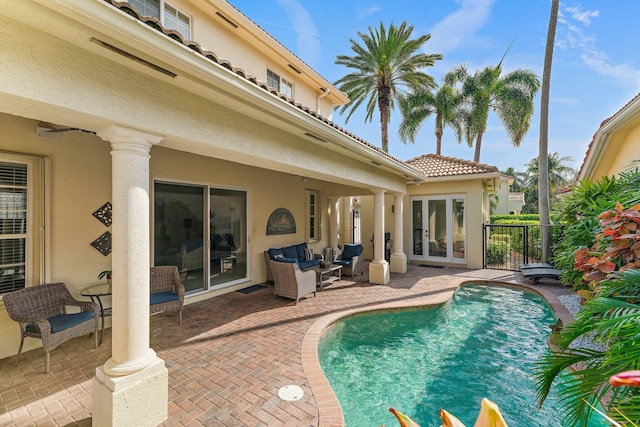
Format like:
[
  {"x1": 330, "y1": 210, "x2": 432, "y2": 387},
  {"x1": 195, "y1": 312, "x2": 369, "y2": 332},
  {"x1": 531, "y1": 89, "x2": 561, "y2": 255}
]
[
  {"x1": 421, "y1": 172, "x2": 501, "y2": 183},
  {"x1": 580, "y1": 96, "x2": 640, "y2": 181}
]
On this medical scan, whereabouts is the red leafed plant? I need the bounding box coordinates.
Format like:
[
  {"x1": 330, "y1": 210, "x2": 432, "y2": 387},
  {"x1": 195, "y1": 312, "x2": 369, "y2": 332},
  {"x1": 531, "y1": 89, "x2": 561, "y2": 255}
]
[{"x1": 574, "y1": 203, "x2": 640, "y2": 289}]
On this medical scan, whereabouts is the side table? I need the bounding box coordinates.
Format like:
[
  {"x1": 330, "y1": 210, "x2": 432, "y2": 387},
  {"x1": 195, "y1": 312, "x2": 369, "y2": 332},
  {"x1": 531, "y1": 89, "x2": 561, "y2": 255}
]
[
  {"x1": 313, "y1": 264, "x2": 342, "y2": 290},
  {"x1": 80, "y1": 283, "x2": 112, "y2": 345}
]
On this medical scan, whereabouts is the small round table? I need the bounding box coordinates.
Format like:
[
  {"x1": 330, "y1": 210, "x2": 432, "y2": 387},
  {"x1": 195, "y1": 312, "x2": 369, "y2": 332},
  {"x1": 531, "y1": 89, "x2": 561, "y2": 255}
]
[{"x1": 80, "y1": 283, "x2": 112, "y2": 345}]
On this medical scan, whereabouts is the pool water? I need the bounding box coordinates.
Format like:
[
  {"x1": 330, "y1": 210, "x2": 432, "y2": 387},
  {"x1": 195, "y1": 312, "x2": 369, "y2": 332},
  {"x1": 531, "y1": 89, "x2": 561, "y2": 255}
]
[{"x1": 318, "y1": 284, "x2": 608, "y2": 427}]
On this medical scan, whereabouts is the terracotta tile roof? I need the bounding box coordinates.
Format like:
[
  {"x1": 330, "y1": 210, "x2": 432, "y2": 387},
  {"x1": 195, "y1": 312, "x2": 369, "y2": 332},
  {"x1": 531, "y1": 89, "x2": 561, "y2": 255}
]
[
  {"x1": 405, "y1": 154, "x2": 499, "y2": 178},
  {"x1": 100, "y1": 0, "x2": 414, "y2": 169},
  {"x1": 578, "y1": 91, "x2": 640, "y2": 178}
]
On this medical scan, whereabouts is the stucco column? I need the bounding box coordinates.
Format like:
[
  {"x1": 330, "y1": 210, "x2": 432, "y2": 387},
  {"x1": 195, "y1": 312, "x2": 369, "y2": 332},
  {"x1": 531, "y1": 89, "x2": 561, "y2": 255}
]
[
  {"x1": 92, "y1": 125, "x2": 168, "y2": 427},
  {"x1": 369, "y1": 190, "x2": 389, "y2": 285},
  {"x1": 390, "y1": 193, "x2": 407, "y2": 273},
  {"x1": 328, "y1": 196, "x2": 339, "y2": 251}
]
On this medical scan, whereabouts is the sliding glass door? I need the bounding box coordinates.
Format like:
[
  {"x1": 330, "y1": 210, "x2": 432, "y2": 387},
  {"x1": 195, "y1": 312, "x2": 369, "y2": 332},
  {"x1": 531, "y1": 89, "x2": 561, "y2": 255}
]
[{"x1": 154, "y1": 182, "x2": 248, "y2": 294}]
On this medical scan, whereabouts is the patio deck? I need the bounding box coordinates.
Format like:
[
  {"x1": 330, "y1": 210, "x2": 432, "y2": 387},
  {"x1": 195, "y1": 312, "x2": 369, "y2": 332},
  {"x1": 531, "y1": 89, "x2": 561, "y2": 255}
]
[{"x1": 0, "y1": 264, "x2": 574, "y2": 426}]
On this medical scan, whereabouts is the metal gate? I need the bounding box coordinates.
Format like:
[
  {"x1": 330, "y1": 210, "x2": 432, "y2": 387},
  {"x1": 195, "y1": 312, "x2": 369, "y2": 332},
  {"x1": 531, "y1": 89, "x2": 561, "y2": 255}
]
[{"x1": 482, "y1": 224, "x2": 565, "y2": 271}]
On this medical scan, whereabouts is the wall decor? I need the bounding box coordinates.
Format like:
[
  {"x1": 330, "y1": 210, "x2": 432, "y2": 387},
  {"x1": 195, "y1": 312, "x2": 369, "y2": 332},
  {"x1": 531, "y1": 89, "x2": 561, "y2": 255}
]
[
  {"x1": 266, "y1": 208, "x2": 296, "y2": 235},
  {"x1": 92, "y1": 202, "x2": 112, "y2": 227},
  {"x1": 91, "y1": 231, "x2": 112, "y2": 256}
]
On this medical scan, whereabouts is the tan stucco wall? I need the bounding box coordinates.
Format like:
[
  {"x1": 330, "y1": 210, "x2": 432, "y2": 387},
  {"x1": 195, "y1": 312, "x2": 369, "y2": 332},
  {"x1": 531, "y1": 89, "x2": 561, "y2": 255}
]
[{"x1": 590, "y1": 123, "x2": 640, "y2": 180}]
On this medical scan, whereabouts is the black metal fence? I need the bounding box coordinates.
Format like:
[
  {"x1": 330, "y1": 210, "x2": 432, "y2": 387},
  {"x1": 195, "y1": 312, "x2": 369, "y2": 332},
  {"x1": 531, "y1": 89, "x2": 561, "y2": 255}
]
[{"x1": 482, "y1": 224, "x2": 565, "y2": 271}]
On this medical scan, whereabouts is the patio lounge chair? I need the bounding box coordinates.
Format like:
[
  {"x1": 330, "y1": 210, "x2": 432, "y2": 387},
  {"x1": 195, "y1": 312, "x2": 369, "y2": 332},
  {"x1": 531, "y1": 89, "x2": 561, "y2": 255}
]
[
  {"x1": 150, "y1": 266, "x2": 185, "y2": 325},
  {"x1": 333, "y1": 243, "x2": 364, "y2": 278},
  {"x1": 3, "y1": 282, "x2": 100, "y2": 373},
  {"x1": 269, "y1": 260, "x2": 316, "y2": 304},
  {"x1": 521, "y1": 264, "x2": 562, "y2": 284}
]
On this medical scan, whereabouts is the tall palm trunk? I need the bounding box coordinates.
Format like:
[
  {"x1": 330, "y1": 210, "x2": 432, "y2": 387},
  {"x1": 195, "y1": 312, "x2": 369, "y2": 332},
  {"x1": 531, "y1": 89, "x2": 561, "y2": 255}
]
[
  {"x1": 474, "y1": 130, "x2": 484, "y2": 162},
  {"x1": 378, "y1": 86, "x2": 391, "y2": 152},
  {"x1": 435, "y1": 116, "x2": 443, "y2": 154},
  {"x1": 539, "y1": 0, "x2": 559, "y2": 262}
]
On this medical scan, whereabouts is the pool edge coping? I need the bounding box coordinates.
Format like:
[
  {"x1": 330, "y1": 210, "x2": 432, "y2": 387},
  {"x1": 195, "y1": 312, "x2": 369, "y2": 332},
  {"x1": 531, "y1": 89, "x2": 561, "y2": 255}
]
[{"x1": 301, "y1": 278, "x2": 575, "y2": 427}]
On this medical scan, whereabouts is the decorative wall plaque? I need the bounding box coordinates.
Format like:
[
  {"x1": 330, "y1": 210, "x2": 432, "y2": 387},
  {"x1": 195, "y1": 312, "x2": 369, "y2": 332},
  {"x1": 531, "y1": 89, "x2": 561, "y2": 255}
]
[
  {"x1": 92, "y1": 202, "x2": 112, "y2": 227},
  {"x1": 91, "y1": 231, "x2": 112, "y2": 256},
  {"x1": 266, "y1": 208, "x2": 296, "y2": 235}
]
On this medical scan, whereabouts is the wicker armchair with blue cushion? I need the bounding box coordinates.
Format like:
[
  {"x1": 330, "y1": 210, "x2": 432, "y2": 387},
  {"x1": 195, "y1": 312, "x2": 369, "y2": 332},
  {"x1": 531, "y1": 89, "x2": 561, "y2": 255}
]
[
  {"x1": 3, "y1": 282, "x2": 100, "y2": 373},
  {"x1": 269, "y1": 259, "x2": 316, "y2": 304},
  {"x1": 150, "y1": 266, "x2": 185, "y2": 325},
  {"x1": 333, "y1": 243, "x2": 364, "y2": 278}
]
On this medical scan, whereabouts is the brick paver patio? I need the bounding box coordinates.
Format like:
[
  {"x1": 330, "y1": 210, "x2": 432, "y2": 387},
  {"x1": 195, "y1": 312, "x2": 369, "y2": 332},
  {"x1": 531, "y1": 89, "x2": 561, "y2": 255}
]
[{"x1": 0, "y1": 264, "x2": 575, "y2": 426}]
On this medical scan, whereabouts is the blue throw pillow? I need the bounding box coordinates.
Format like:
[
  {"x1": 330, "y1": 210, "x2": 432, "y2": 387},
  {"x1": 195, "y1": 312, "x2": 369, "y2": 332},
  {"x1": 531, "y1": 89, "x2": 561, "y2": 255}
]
[
  {"x1": 282, "y1": 245, "x2": 299, "y2": 259},
  {"x1": 341, "y1": 244, "x2": 363, "y2": 260},
  {"x1": 268, "y1": 248, "x2": 284, "y2": 260},
  {"x1": 296, "y1": 243, "x2": 308, "y2": 260}
]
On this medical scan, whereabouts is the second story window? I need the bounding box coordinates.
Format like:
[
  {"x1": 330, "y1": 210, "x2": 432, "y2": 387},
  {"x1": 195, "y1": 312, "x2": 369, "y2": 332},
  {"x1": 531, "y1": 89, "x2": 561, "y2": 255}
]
[
  {"x1": 267, "y1": 69, "x2": 294, "y2": 98},
  {"x1": 130, "y1": 0, "x2": 191, "y2": 40}
]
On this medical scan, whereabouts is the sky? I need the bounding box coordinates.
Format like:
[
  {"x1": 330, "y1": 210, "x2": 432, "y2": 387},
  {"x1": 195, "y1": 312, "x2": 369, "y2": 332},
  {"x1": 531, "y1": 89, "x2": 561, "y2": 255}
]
[{"x1": 227, "y1": 0, "x2": 640, "y2": 173}]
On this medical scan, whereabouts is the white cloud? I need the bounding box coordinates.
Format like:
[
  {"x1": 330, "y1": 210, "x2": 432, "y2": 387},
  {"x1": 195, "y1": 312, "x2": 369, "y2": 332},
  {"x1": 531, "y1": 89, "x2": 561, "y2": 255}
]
[
  {"x1": 358, "y1": 5, "x2": 381, "y2": 20},
  {"x1": 277, "y1": 0, "x2": 321, "y2": 65},
  {"x1": 557, "y1": 2, "x2": 640, "y2": 86},
  {"x1": 427, "y1": 0, "x2": 495, "y2": 54}
]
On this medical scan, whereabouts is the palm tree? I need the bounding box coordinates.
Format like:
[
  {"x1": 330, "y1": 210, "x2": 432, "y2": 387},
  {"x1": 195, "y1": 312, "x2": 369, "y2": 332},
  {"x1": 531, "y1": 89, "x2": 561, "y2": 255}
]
[
  {"x1": 501, "y1": 166, "x2": 526, "y2": 192},
  {"x1": 525, "y1": 152, "x2": 575, "y2": 196},
  {"x1": 398, "y1": 81, "x2": 463, "y2": 154},
  {"x1": 445, "y1": 61, "x2": 540, "y2": 162},
  {"x1": 539, "y1": 0, "x2": 559, "y2": 262},
  {"x1": 334, "y1": 22, "x2": 443, "y2": 153}
]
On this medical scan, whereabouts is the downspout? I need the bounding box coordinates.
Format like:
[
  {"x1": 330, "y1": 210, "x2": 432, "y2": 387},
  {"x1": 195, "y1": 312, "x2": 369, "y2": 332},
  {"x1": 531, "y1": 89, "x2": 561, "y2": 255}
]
[{"x1": 316, "y1": 88, "x2": 330, "y2": 116}]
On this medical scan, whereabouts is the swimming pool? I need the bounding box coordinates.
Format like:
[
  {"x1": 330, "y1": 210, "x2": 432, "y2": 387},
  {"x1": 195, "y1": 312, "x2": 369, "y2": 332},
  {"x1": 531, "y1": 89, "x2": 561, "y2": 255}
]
[{"x1": 318, "y1": 284, "x2": 607, "y2": 427}]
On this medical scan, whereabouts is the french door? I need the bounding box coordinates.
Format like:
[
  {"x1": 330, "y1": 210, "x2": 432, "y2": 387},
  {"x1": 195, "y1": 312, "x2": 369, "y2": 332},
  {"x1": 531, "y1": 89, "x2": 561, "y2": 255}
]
[{"x1": 411, "y1": 195, "x2": 466, "y2": 263}]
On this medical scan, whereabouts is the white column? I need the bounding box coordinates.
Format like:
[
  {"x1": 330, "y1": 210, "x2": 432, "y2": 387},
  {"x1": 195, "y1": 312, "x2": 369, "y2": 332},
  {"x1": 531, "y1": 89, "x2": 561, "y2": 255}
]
[
  {"x1": 328, "y1": 196, "x2": 339, "y2": 250},
  {"x1": 368, "y1": 190, "x2": 390, "y2": 284},
  {"x1": 390, "y1": 193, "x2": 407, "y2": 273},
  {"x1": 93, "y1": 125, "x2": 168, "y2": 427}
]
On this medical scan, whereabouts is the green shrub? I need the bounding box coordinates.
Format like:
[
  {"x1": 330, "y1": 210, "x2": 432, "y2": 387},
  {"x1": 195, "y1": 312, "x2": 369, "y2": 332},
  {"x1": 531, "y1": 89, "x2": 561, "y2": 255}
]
[
  {"x1": 490, "y1": 214, "x2": 540, "y2": 223},
  {"x1": 486, "y1": 239, "x2": 510, "y2": 265}
]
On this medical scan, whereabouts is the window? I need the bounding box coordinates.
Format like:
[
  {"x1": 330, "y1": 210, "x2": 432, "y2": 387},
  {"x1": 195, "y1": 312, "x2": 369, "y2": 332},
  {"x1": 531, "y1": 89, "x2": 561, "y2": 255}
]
[
  {"x1": 307, "y1": 190, "x2": 320, "y2": 242},
  {"x1": 267, "y1": 69, "x2": 294, "y2": 98},
  {"x1": 0, "y1": 154, "x2": 46, "y2": 296},
  {"x1": 130, "y1": 0, "x2": 191, "y2": 40}
]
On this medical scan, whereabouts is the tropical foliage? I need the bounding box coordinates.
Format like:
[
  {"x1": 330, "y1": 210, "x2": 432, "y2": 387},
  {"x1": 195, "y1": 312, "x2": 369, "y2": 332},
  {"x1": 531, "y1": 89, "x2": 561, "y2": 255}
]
[
  {"x1": 535, "y1": 268, "x2": 640, "y2": 426},
  {"x1": 525, "y1": 152, "x2": 575, "y2": 195},
  {"x1": 334, "y1": 22, "x2": 442, "y2": 152},
  {"x1": 444, "y1": 61, "x2": 540, "y2": 162},
  {"x1": 388, "y1": 398, "x2": 508, "y2": 427}
]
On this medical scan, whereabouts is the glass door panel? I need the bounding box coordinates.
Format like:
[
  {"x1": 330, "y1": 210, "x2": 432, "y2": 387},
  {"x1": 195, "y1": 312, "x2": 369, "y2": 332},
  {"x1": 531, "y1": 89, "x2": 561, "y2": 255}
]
[
  {"x1": 452, "y1": 198, "x2": 465, "y2": 259},
  {"x1": 210, "y1": 188, "x2": 247, "y2": 286},
  {"x1": 412, "y1": 200, "x2": 423, "y2": 256},
  {"x1": 427, "y1": 199, "x2": 447, "y2": 258},
  {"x1": 154, "y1": 183, "x2": 205, "y2": 293}
]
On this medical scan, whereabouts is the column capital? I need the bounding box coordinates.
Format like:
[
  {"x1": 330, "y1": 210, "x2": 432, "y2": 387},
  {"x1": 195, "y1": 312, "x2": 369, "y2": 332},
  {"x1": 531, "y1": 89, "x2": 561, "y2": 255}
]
[
  {"x1": 370, "y1": 188, "x2": 386, "y2": 196},
  {"x1": 392, "y1": 192, "x2": 406, "y2": 198},
  {"x1": 97, "y1": 124, "x2": 164, "y2": 151}
]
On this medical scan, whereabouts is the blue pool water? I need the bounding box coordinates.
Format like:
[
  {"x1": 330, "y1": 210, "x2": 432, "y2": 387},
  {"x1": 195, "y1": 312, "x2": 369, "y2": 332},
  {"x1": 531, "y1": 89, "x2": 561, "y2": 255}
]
[{"x1": 318, "y1": 284, "x2": 607, "y2": 427}]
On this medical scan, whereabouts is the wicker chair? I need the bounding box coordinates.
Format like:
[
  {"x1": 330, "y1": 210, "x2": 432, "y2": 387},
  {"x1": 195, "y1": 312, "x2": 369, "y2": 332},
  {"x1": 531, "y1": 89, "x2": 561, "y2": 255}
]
[
  {"x1": 3, "y1": 282, "x2": 100, "y2": 373},
  {"x1": 269, "y1": 260, "x2": 316, "y2": 304},
  {"x1": 150, "y1": 266, "x2": 185, "y2": 325}
]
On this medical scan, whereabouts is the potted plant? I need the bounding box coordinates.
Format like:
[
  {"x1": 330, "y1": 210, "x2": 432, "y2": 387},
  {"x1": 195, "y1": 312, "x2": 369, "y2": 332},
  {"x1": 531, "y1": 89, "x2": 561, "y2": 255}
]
[{"x1": 98, "y1": 270, "x2": 112, "y2": 285}]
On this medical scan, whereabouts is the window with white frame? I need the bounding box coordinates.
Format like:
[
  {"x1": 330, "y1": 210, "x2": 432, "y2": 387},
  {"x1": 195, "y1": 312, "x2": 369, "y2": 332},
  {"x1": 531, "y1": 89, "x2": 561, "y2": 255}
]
[
  {"x1": 0, "y1": 154, "x2": 46, "y2": 296},
  {"x1": 307, "y1": 190, "x2": 320, "y2": 242},
  {"x1": 130, "y1": 0, "x2": 191, "y2": 40},
  {"x1": 267, "y1": 69, "x2": 294, "y2": 98}
]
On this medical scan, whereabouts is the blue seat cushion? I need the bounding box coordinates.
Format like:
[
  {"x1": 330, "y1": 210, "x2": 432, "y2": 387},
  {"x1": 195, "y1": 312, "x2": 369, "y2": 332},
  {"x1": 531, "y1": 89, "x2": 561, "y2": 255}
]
[
  {"x1": 295, "y1": 243, "x2": 308, "y2": 260},
  {"x1": 268, "y1": 248, "x2": 285, "y2": 260},
  {"x1": 298, "y1": 259, "x2": 320, "y2": 270},
  {"x1": 275, "y1": 257, "x2": 299, "y2": 265},
  {"x1": 333, "y1": 259, "x2": 351, "y2": 267},
  {"x1": 341, "y1": 244, "x2": 363, "y2": 260},
  {"x1": 282, "y1": 245, "x2": 299, "y2": 260},
  {"x1": 26, "y1": 311, "x2": 95, "y2": 334},
  {"x1": 151, "y1": 291, "x2": 179, "y2": 305}
]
